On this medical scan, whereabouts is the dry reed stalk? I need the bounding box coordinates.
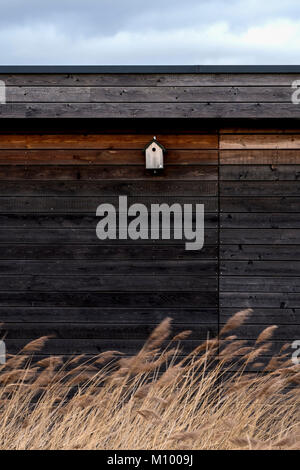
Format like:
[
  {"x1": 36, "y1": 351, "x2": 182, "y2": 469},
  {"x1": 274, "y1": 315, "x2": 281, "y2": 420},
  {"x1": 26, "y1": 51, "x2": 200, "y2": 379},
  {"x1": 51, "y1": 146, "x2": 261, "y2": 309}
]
[{"x1": 0, "y1": 311, "x2": 299, "y2": 450}]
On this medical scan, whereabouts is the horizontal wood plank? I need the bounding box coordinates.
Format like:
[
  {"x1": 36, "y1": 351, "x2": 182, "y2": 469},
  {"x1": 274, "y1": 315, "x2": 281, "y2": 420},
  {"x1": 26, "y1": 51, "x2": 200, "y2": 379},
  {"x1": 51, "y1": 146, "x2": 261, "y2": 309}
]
[
  {"x1": 221, "y1": 276, "x2": 300, "y2": 292},
  {"x1": 0, "y1": 228, "x2": 218, "y2": 244},
  {"x1": 3, "y1": 338, "x2": 216, "y2": 355},
  {"x1": 220, "y1": 308, "x2": 300, "y2": 324},
  {"x1": 0, "y1": 150, "x2": 218, "y2": 166},
  {"x1": 0, "y1": 164, "x2": 218, "y2": 179},
  {"x1": 220, "y1": 164, "x2": 300, "y2": 180},
  {"x1": 220, "y1": 260, "x2": 300, "y2": 276},
  {"x1": 0, "y1": 244, "x2": 218, "y2": 260},
  {"x1": 220, "y1": 150, "x2": 300, "y2": 164},
  {"x1": 220, "y1": 213, "x2": 300, "y2": 228},
  {"x1": 0, "y1": 275, "x2": 218, "y2": 292},
  {"x1": 0, "y1": 180, "x2": 218, "y2": 196},
  {"x1": 0, "y1": 259, "x2": 218, "y2": 275},
  {"x1": 220, "y1": 181, "x2": 300, "y2": 196},
  {"x1": 0, "y1": 322, "x2": 217, "y2": 340},
  {"x1": 1, "y1": 103, "x2": 300, "y2": 119},
  {"x1": 0, "y1": 73, "x2": 298, "y2": 86},
  {"x1": 220, "y1": 125, "x2": 300, "y2": 134},
  {"x1": 220, "y1": 293, "x2": 300, "y2": 308},
  {"x1": 3, "y1": 338, "x2": 291, "y2": 357},
  {"x1": 0, "y1": 292, "x2": 218, "y2": 308},
  {"x1": 0, "y1": 134, "x2": 218, "y2": 149},
  {"x1": 220, "y1": 228, "x2": 300, "y2": 244},
  {"x1": 220, "y1": 134, "x2": 300, "y2": 149},
  {"x1": 219, "y1": 323, "x2": 300, "y2": 340},
  {"x1": 0, "y1": 196, "x2": 218, "y2": 213},
  {"x1": 0, "y1": 213, "x2": 218, "y2": 229},
  {"x1": 4, "y1": 86, "x2": 297, "y2": 103},
  {"x1": 220, "y1": 197, "x2": 300, "y2": 212},
  {"x1": 0, "y1": 307, "x2": 218, "y2": 323},
  {"x1": 220, "y1": 245, "x2": 300, "y2": 260}
]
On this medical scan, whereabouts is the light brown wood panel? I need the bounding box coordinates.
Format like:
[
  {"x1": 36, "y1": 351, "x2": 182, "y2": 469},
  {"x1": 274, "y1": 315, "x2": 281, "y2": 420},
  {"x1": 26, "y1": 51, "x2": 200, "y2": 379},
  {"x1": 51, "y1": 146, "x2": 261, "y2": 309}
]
[
  {"x1": 220, "y1": 134, "x2": 300, "y2": 149},
  {"x1": 0, "y1": 134, "x2": 218, "y2": 149}
]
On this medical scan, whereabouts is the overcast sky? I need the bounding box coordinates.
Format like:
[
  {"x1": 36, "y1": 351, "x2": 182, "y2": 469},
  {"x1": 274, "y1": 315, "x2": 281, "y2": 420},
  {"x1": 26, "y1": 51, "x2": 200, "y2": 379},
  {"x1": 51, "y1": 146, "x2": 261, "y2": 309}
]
[{"x1": 0, "y1": 0, "x2": 300, "y2": 64}]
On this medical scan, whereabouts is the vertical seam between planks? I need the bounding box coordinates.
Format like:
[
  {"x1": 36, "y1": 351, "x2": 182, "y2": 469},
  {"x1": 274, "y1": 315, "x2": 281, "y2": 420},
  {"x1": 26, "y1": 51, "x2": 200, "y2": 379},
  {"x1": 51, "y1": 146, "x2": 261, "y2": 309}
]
[{"x1": 217, "y1": 127, "x2": 221, "y2": 346}]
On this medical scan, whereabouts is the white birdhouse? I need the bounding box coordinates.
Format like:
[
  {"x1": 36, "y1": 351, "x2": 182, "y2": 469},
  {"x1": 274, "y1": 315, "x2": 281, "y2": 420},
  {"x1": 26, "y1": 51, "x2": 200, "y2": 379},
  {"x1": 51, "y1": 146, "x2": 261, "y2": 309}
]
[{"x1": 144, "y1": 137, "x2": 166, "y2": 173}]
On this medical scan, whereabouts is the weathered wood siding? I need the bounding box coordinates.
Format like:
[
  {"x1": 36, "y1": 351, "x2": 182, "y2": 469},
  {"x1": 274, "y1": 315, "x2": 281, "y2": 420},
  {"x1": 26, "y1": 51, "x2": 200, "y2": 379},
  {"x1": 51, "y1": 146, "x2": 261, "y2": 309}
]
[
  {"x1": 2, "y1": 121, "x2": 299, "y2": 364},
  {"x1": 0, "y1": 124, "x2": 219, "y2": 358},
  {"x1": 220, "y1": 125, "x2": 300, "y2": 364},
  {"x1": 0, "y1": 69, "x2": 300, "y2": 365},
  {"x1": 0, "y1": 72, "x2": 300, "y2": 118}
]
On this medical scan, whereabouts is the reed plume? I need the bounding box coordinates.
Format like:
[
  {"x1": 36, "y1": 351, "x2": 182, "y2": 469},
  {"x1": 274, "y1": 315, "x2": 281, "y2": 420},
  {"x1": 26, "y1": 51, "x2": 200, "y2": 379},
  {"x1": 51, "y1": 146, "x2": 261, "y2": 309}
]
[{"x1": 0, "y1": 310, "x2": 299, "y2": 450}]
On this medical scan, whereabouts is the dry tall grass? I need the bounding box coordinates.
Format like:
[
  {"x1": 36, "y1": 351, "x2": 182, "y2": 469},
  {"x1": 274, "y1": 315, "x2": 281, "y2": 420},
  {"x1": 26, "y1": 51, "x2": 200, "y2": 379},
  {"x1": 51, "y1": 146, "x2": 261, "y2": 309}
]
[{"x1": 0, "y1": 310, "x2": 300, "y2": 450}]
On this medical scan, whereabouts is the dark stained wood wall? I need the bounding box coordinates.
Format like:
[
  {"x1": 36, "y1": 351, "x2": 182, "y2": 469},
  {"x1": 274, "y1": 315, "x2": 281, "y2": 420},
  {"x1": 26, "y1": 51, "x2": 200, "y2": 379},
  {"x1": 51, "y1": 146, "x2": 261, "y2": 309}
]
[
  {"x1": 1, "y1": 70, "x2": 300, "y2": 364},
  {"x1": 1, "y1": 121, "x2": 300, "y2": 365},
  {"x1": 220, "y1": 125, "x2": 300, "y2": 365},
  {"x1": 0, "y1": 125, "x2": 219, "y2": 358}
]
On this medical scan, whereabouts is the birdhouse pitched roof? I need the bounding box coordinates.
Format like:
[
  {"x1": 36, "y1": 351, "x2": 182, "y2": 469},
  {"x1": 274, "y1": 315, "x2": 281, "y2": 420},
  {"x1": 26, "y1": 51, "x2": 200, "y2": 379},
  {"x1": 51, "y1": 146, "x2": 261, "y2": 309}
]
[{"x1": 144, "y1": 138, "x2": 166, "y2": 153}]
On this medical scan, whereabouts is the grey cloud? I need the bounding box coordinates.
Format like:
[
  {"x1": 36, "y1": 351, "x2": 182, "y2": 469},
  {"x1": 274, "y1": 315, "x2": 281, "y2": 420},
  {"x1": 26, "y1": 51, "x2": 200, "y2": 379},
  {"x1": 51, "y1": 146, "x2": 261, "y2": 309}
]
[
  {"x1": 1, "y1": 0, "x2": 300, "y2": 32},
  {"x1": 0, "y1": 0, "x2": 300, "y2": 64}
]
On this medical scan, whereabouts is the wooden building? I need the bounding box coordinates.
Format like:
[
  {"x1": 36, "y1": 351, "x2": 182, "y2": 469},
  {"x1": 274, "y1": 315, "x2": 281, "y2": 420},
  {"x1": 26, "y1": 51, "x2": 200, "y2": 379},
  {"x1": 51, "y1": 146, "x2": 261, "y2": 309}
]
[{"x1": 0, "y1": 65, "x2": 300, "y2": 365}]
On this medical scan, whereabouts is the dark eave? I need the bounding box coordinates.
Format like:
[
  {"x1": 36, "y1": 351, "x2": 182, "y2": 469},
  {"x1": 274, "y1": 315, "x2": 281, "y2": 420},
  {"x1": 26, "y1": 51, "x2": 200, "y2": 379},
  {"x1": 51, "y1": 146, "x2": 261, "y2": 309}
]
[{"x1": 0, "y1": 65, "x2": 300, "y2": 74}]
